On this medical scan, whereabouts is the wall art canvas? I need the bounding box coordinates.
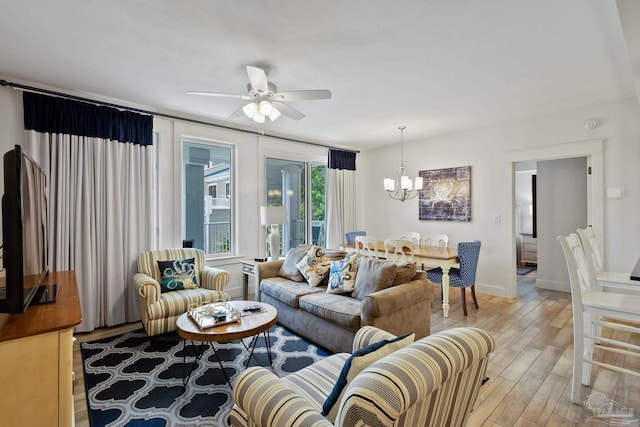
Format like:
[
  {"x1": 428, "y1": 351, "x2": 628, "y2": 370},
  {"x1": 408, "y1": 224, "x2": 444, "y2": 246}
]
[{"x1": 418, "y1": 166, "x2": 471, "y2": 221}]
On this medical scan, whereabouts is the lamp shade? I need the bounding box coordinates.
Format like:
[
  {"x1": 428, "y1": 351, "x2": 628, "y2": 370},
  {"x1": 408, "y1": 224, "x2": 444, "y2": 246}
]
[{"x1": 260, "y1": 205, "x2": 288, "y2": 225}]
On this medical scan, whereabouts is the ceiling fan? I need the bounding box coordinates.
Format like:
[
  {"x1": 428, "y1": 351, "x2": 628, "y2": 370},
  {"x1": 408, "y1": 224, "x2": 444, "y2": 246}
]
[{"x1": 187, "y1": 66, "x2": 332, "y2": 123}]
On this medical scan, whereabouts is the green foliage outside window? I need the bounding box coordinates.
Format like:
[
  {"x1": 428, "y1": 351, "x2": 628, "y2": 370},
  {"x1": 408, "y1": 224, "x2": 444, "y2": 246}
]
[{"x1": 311, "y1": 165, "x2": 325, "y2": 221}]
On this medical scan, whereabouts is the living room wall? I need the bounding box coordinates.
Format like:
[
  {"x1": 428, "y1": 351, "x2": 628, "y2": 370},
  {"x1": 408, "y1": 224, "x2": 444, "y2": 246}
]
[
  {"x1": 1, "y1": 78, "x2": 639, "y2": 303},
  {"x1": 358, "y1": 96, "x2": 640, "y2": 298},
  {"x1": 0, "y1": 80, "x2": 329, "y2": 301}
]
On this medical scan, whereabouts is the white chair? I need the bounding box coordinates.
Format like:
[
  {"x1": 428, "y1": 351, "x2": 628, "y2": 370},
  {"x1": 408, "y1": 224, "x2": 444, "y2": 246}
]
[
  {"x1": 384, "y1": 238, "x2": 415, "y2": 263},
  {"x1": 355, "y1": 235, "x2": 379, "y2": 258},
  {"x1": 423, "y1": 234, "x2": 450, "y2": 248},
  {"x1": 577, "y1": 226, "x2": 640, "y2": 293},
  {"x1": 557, "y1": 233, "x2": 640, "y2": 403},
  {"x1": 398, "y1": 232, "x2": 421, "y2": 247}
]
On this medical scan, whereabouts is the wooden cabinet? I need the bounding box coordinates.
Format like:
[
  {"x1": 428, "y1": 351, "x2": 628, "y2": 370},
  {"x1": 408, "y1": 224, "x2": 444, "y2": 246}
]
[
  {"x1": 520, "y1": 233, "x2": 538, "y2": 266},
  {"x1": 0, "y1": 271, "x2": 82, "y2": 427}
]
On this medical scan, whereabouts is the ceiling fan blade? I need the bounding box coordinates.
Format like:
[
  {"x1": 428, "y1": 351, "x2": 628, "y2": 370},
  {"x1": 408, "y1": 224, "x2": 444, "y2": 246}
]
[
  {"x1": 246, "y1": 66, "x2": 269, "y2": 94},
  {"x1": 273, "y1": 89, "x2": 332, "y2": 101},
  {"x1": 186, "y1": 91, "x2": 252, "y2": 100},
  {"x1": 271, "y1": 101, "x2": 305, "y2": 120}
]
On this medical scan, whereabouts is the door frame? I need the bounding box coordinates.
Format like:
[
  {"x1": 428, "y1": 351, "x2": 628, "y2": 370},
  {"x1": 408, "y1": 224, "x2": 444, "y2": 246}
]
[{"x1": 504, "y1": 139, "x2": 603, "y2": 298}]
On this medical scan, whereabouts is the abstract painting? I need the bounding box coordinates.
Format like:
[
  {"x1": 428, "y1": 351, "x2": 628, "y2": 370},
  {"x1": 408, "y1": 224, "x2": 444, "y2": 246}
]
[{"x1": 418, "y1": 166, "x2": 471, "y2": 221}]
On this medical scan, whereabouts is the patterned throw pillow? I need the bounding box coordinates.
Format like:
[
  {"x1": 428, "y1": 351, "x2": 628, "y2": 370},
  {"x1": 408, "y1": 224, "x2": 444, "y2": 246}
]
[
  {"x1": 321, "y1": 333, "x2": 415, "y2": 422},
  {"x1": 296, "y1": 245, "x2": 332, "y2": 287},
  {"x1": 327, "y1": 253, "x2": 360, "y2": 294},
  {"x1": 157, "y1": 258, "x2": 199, "y2": 293}
]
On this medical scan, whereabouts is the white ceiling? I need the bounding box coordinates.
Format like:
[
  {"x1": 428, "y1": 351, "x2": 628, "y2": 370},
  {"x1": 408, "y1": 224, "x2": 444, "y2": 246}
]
[{"x1": 1, "y1": 0, "x2": 638, "y2": 150}]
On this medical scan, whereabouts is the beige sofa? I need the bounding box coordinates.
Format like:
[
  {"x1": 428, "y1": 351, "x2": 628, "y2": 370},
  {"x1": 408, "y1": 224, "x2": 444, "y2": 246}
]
[
  {"x1": 254, "y1": 248, "x2": 433, "y2": 353},
  {"x1": 230, "y1": 325, "x2": 495, "y2": 427}
]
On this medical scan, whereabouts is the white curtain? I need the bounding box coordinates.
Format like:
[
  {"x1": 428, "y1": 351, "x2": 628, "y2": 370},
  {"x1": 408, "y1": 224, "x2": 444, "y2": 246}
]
[
  {"x1": 23, "y1": 93, "x2": 154, "y2": 332},
  {"x1": 325, "y1": 150, "x2": 357, "y2": 249}
]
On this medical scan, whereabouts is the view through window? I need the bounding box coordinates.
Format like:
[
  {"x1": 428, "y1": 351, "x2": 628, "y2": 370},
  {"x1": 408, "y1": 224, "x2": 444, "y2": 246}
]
[
  {"x1": 265, "y1": 158, "x2": 326, "y2": 256},
  {"x1": 182, "y1": 140, "x2": 233, "y2": 255}
]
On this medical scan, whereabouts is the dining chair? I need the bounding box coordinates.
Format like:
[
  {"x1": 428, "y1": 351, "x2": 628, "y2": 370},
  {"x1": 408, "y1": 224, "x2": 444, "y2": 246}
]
[
  {"x1": 427, "y1": 241, "x2": 480, "y2": 316},
  {"x1": 355, "y1": 235, "x2": 379, "y2": 258},
  {"x1": 576, "y1": 226, "x2": 639, "y2": 293},
  {"x1": 423, "y1": 234, "x2": 450, "y2": 248},
  {"x1": 557, "y1": 233, "x2": 640, "y2": 403},
  {"x1": 384, "y1": 238, "x2": 415, "y2": 263},
  {"x1": 345, "y1": 231, "x2": 366, "y2": 244},
  {"x1": 398, "y1": 232, "x2": 421, "y2": 247}
]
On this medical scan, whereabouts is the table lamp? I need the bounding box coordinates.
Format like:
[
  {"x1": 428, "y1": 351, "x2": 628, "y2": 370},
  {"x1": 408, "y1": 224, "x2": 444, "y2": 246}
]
[{"x1": 260, "y1": 206, "x2": 288, "y2": 261}]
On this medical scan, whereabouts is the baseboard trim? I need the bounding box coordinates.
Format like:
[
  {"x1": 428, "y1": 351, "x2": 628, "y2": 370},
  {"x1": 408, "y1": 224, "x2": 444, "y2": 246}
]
[
  {"x1": 475, "y1": 282, "x2": 509, "y2": 298},
  {"x1": 535, "y1": 279, "x2": 570, "y2": 293}
]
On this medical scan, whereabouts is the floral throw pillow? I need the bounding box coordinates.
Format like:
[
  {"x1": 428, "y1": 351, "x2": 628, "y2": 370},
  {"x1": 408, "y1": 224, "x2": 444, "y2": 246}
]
[
  {"x1": 296, "y1": 245, "x2": 332, "y2": 287},
  {"x1": 327, "y1": 253, "x2": 361, "y2": 294},
  {"x1": 157, "y1": 258, "x2": 199, "y2": 293}
]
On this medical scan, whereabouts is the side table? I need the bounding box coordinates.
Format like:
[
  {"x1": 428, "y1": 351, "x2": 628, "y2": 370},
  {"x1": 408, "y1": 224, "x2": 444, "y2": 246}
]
[{"x1": 239, "y1": 258, "x2": 259, "y2": 300}]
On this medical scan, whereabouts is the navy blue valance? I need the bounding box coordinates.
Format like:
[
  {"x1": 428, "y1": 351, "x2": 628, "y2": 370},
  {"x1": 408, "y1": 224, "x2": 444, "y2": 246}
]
[
  {"x1": 328, "y1": 149, "x2": 356, "y2": 170},
  {"x1": 23, "y1": 92, "x2": 153, "y2": 146}
]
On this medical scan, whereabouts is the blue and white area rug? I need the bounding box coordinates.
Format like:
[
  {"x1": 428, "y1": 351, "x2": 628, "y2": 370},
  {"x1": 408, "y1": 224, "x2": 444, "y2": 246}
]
[{"x1": 81, "y1": 325, "x2": 331, "y2": 427}]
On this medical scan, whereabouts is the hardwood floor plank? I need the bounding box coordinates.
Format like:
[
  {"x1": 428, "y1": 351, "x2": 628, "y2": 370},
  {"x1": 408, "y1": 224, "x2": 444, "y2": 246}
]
[{"x1": 519, "y1": 373, "x2": 568, "y2": 425}]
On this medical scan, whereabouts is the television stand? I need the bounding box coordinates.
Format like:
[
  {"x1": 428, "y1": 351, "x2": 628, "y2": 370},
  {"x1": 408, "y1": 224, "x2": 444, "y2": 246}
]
[
  {"x1": 0, "y1": 271, "x2": 81, "y2": 427},
  {"x1": 31, "y1": 283, "x2": 60, "y2": 305}
]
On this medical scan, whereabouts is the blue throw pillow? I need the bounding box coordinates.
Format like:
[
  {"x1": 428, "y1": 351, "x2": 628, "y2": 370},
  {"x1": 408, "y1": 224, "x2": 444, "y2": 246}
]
[
  {"x1": 157, "y1": 258, "x2": 198, "y2": 293},
  {"x1": 321, "y1": 332, "x2": 414, "y2": 422}
]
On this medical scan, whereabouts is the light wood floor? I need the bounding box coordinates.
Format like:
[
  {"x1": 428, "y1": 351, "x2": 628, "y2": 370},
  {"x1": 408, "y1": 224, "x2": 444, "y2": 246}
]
[{"x1": 73, "y1": 271, "x2": 639, "y2": 426}]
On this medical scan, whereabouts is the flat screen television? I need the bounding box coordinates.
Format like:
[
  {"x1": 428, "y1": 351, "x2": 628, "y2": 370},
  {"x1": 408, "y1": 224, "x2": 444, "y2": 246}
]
[{"x1": 0, "y1": 145, "x2": 54, "y2": 314}]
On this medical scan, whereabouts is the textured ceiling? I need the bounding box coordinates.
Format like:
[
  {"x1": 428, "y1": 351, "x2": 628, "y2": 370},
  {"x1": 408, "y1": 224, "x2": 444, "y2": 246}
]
[{"x1": 0, "y1": 0, "x2": 637, "y2": 150}]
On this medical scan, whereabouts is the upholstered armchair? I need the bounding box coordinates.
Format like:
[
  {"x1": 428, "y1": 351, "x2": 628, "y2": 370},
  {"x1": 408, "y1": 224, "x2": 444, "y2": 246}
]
[
  {"x1": 134, "y1": 248, "x2": 230, "y2": 337},
  {"x1": 230, "y1": 326, "x2": 494, "y2": 427}
]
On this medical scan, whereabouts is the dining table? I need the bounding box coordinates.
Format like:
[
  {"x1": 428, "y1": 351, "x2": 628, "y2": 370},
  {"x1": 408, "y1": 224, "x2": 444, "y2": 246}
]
[{"x1": 342, "y1": 241, "x2": 459, "y2": 318}]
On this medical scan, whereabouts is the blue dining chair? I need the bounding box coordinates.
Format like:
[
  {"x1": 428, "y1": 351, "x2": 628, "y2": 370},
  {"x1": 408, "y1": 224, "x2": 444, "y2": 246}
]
[
  {"x1": 427, "y1": 240, "x2": 481, "y2": 316},
  {"x1": 345, "y1": 231, "x2": 366, "y2": 244}
]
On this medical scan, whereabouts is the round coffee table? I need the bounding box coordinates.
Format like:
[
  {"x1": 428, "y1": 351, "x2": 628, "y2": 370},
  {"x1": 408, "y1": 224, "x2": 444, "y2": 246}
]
[{"x1": 176, "y1": 300, "x2": 277, "y2": 388}]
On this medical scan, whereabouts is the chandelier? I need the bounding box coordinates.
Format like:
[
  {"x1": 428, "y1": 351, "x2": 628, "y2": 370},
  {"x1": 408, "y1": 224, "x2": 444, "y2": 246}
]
[{"x1": 383, "y1": 126, "x2": 423, "y2": 201}]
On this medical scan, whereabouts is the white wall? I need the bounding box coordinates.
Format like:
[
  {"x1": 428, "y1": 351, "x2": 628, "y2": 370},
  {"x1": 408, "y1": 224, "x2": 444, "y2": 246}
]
[
  {"x1": 2, "y1": 77, "x2": 639, "y2": 302},
  {"x1": 358, "y1": 97, "x2": 640, "y2": 298}
]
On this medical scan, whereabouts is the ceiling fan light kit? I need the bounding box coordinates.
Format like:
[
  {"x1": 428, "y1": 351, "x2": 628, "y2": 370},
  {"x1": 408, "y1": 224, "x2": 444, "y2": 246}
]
[{"x1": 188, "y1": 65, "x2": 331, "y2": 123}]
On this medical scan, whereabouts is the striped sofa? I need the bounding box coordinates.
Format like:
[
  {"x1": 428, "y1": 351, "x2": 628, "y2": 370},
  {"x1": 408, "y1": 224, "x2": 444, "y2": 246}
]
[
  {"x1": 134, "y1": 248, "x2": 230, "y2": 337},
  {"x1": 230, "y1": 326, "x2": 495, "y2": 427}
]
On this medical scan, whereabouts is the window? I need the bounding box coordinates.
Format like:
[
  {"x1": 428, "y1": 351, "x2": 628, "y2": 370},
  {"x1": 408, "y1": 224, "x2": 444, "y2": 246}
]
[
  {"x1": 265, "y1": 158, "x2": 326, "y2": 256},
  {"x1": 311, "y1": 163, "x2": 326, "y2": 247},
  {"x1": 208, "y1": 184, "x2": 218, "y2": 198},
  {"x1": 182, "y1": 140, "x2": 233, "y2": 255}
]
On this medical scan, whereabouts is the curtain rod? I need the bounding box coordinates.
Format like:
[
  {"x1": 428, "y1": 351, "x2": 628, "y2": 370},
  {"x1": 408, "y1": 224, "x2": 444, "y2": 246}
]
[{"x1": 0, "y1": 79, "x2": 359, "y2": 154}]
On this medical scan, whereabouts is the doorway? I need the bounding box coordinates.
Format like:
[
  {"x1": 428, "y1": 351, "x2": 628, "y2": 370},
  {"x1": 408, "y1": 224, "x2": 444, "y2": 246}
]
[{"x1": 504, "y1": 139, "x2": 603, "y2": 299}]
